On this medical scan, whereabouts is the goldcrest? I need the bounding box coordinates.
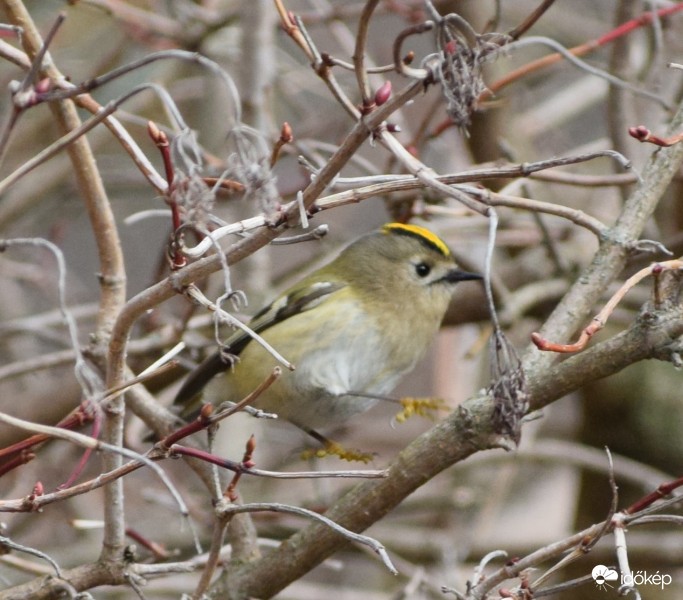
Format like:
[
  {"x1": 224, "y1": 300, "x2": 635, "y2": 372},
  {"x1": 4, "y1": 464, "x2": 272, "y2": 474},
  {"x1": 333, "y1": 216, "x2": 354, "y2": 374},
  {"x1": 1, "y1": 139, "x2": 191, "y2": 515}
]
[{"x1": 174, "y1": 223, "x2": 481, "y2": 458}]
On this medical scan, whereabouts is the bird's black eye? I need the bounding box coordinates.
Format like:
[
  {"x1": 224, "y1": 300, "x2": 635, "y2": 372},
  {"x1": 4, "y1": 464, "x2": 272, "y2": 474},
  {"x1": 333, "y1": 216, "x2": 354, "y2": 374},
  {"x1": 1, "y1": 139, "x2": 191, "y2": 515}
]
[{"x1": 415, "y1": 262, "x2": 431, "y2": 278}]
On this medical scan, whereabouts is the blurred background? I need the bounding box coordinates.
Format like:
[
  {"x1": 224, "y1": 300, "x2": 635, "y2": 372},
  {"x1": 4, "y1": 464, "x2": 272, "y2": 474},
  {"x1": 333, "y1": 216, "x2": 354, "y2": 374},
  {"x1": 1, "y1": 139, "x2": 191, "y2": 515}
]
[{"x1": 1, "y1": 1, "x2": 682, "y2": 598}]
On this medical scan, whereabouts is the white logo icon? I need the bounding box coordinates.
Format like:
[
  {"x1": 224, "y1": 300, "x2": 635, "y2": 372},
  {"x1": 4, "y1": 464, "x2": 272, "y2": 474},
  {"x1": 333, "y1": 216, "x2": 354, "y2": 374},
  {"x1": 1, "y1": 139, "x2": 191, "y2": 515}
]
[{"x1": 592, "y1": 565, "x2": 619, "y2": 590}]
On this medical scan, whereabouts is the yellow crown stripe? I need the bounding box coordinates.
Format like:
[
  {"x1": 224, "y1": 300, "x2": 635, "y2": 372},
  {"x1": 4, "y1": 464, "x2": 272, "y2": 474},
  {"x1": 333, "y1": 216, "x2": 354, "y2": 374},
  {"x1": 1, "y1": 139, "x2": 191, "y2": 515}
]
[{"x1": 382, "y1": 223, "x2": 451, "y2": 257}]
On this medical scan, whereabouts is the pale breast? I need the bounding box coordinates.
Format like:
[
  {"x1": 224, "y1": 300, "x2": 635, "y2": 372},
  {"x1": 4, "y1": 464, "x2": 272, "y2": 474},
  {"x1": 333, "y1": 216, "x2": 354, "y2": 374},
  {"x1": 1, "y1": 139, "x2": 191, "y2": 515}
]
[{"x1": 217, "y1": 289, "x2": 438, "y2": 430}]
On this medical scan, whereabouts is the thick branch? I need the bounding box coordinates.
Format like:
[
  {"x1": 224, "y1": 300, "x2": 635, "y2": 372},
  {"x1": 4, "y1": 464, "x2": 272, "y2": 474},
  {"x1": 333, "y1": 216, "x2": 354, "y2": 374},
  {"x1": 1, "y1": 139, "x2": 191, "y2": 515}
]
[
  {"x1": 527, "y1": 305, "x2": 683, "y2": 410},
  {"x1": 222, "y1": 301, "x2": 683, "y2": 599},
  {"x1": 1, "y1": 0, "x2": 128, "y2": 563},
  {"x1": 0, "y1": 561, "x2": 127, "y2": 600},
  {"x1": 523, "y1": 98, "x2": 683, "y2": 375},
  {"x1": 220, "y1": 393, "x2": 498, "y2": 599}
]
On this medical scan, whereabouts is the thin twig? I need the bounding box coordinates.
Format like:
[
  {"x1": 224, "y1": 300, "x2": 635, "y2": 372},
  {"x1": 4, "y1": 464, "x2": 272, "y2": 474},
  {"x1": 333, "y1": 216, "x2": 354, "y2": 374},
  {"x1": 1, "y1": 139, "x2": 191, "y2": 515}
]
[
  {"x1": 0, "y1": 238, "x2": 102, "y2": 399},
  {"x1": 216, "y1": 502, "x2": 398, "y2": 575},
  {"x1": 0, "y1": 412, "x2": 189, "y2": 519},
  {"x1": 506, "y1": 36, "x2": 670, "y2": 109},
  {"x1": 192, "y1": 512, "x2": 228, "y2": 600},
  {"x1": 0, "y1": 82, "x2": 187, "y2": 196},
  {"x1": 353, "y1": 0, "x2": 381, "y2": 110},
  {"x1": 485, "y1": 3, "x2": 683, "y2": 100},
  {"x1": 532, "y1": 259, "x2": 683, "y2": 353},
  {"x1": 184, "y1": 285, "x2": 294, "y2": 369}
]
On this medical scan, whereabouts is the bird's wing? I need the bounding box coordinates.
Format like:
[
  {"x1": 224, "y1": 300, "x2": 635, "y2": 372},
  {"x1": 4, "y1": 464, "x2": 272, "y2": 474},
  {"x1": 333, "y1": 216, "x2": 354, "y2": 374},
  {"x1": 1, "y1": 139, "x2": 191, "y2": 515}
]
[{"x1": 173, "y1": 281, "x2": 346, "y2": 408}]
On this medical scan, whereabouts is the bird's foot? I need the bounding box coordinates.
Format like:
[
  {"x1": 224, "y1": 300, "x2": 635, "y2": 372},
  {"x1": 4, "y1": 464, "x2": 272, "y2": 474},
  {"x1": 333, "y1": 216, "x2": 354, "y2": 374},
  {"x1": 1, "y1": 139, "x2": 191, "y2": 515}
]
[
  {"x1": 394, "y1": 396, "x2": 448, "y2": 423},
  {"x1": 300, "y1": 440, "x2": 375, "y2": 463}
]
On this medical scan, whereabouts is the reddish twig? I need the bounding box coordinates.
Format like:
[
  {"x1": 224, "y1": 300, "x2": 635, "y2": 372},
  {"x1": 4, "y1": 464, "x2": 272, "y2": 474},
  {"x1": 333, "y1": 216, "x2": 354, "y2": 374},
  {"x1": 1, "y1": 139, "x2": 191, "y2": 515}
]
[
  {"x1": 273, "y1": 0, "x2": 311, "y2": 60},
  {"x1": 625, "y1": 475, "x2": 683, "y2": 514},
  {"x1": 225, "y1": 435, "x2": 257, "y2": 501},
  {"x1": 270, "y1": 121, "x2": 294, "y2": 167},
  {"x1": 532, "y1": 259, "x2": 683, "y2": 353},
  {"x1": 158, "y1": 403, "x2": 215, "y2": 448},
  {"x1": 125, "y1": 527, "x2": 173, "y2": 560},
  {"x1": 628, "y1": 124, "x2": 683, "y2": 147},
  {"x1": 59, "y1": 411, "x2": 102, "y2": 490},
  {"x1": 147, "y1": 122, "x2": 175, "y2": 202},
  {"x1": 0, "y1": 362, "x2": 177, "y2": 476},
  {"x1": 148, "y1": 120, "x2": 186, "y2": 269},
  {"x1": 430, "y1": 4, "x2": 683, "y2": 136},
  {"x1": 0, "y1": 450, "x2": 35, "y2": 477},
  {"x1": 487, "y1": 3, "x2": 683, "y2": 100},
  {"x1": 168, "y1": 444, "x2": 247, "y2": 473},
  {"x1": 157, "y1": 367, "x2": 281, "y2": 449},
  {"x1": 0, "y1": 406, "x2": 92, "y2": 461}
]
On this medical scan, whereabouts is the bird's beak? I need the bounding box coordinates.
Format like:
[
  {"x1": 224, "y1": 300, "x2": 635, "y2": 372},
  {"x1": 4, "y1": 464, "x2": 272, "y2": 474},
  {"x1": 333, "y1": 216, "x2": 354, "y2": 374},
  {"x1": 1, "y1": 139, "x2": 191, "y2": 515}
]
[{"x1": 443, "y1": 269, "x2": 483, "y2": 283}]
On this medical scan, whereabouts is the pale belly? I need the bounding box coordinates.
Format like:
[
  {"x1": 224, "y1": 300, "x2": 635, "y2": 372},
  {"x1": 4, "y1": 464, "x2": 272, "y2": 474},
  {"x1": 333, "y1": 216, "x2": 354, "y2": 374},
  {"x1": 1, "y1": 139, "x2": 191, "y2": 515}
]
[{"x1": 207, "y1": 294, "x2": 435, "y2": 431}]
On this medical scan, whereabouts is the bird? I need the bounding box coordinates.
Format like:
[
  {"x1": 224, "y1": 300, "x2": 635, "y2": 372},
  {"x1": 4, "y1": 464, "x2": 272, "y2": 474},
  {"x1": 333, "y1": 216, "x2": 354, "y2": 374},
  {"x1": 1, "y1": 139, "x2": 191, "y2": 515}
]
[{"x1": 174, "y1": 222, "x2": 481, "y2": 460}]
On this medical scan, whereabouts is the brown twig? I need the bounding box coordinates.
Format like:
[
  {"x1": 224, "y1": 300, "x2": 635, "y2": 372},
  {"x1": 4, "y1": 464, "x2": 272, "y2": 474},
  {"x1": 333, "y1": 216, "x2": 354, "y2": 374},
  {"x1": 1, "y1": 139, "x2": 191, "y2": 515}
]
[
  {"x1": 320, "y1": 50, "x2": 412, "y2": 74},
  {"x1": 273, "y1": 0, "x2": 312, "y2": 60},
  {"x1": 200, "y1": 177, "x2": 245, "y2": 194},
  {"x1": 507, "y1": 0, "x2": 558, "y2": 40},
  {"x1": 192, "y1": 505, "x2": 229, "y2": 600},
  {"x1": 392, "y1": 20, "x2": 434, "y2": 79},
  {"x1": 353, "y1": 0, "x2": 381, "y2": 112}
]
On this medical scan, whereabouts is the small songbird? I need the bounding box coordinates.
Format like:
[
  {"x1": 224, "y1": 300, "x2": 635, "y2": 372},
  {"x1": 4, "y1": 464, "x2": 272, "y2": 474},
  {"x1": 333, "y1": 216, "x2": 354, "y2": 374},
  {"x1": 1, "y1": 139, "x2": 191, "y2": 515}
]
[{"x1": 174, "y1": 223, "x2": 481, "y2": 459}]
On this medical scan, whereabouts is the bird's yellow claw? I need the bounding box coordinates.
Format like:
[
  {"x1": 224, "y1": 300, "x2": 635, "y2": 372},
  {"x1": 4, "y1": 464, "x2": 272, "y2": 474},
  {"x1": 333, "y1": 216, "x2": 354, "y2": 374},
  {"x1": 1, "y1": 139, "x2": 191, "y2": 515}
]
[
  {"x1": 394, "y1": 396, "x2": 448, "y2": 423},
  {"x1": 301, "y1": 441, "x2": 375, "y2": 463}
]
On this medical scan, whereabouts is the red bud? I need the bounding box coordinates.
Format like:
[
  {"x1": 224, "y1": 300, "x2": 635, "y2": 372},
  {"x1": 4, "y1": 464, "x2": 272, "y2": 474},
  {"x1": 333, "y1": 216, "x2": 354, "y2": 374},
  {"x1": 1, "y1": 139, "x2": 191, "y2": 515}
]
[
  {"x1": 199, "y1": 403, "x2": 214, "y2": 420},
  {"x1": 628, "y1": 125, "x2": 649, "y2": 141},
  {"x1": 35, "y1": 78, "x2": 52, "y2": 94},
  {"x1": 280, "y1": 122, "x2": 293, "y2": 143},
  {"x1": 374, "y1": 81, "x2": 392, "y2": 106}
]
